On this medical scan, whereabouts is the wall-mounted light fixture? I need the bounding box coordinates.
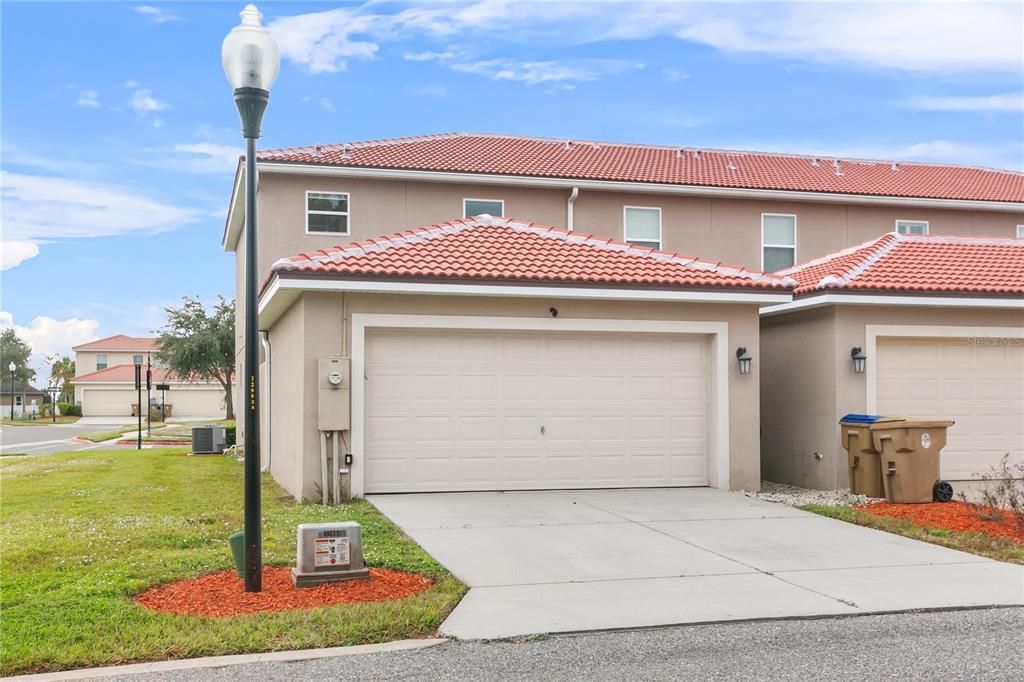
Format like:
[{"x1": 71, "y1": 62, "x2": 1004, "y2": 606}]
[
  {"x1": 736, "y1": 347, "x2": 752, "y2": 375},
  {"x1": 851, "y1": 346, "x2": 867, "y2": 374}
]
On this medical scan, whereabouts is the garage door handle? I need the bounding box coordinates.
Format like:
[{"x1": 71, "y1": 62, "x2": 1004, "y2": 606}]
[{"x1": 540, "y1": 426, "x2": 545, "y2": 435}]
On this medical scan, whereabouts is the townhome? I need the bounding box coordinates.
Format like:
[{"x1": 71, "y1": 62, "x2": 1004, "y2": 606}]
[{"x1": 223, "y1": 132, "x2": 1024, "y2": 501}]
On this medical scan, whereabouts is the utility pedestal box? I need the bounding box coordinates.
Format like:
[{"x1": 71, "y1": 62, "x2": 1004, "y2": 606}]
[{"x1": 291, "y1": 522, "x2": 370, "y2": 587}]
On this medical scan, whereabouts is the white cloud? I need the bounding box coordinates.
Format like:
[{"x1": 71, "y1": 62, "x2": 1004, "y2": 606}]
[
  {"x1": 123, "y1": 80, "x2": 140, "y2": 88},
  {"x1": 134, "y1": 5, "x2": 180, "y2": 24},
  {"x1": 662, "y1": 68, "x2": 690, "y2": 82},
  {"x1": 1, "y1": 240, "x2": 40, "y2": 270},
  {"x1": 452, "y1": 58, "x2": 643, "y2": 86},
  {"x1": 0, "y1": 171, "x2": 198, "y2": 269},
  {"x1": 0, "y1": 311, "x2": 100, "y2": 380},
  {"x1": 411, "y1": 84, "x2": 449, "y2": 97},
  {"x1": 902, "y1": 93, "x2": 1024, "y2": 113},
  {"x1": 320, "y1": 97, "x2": 336, "y2": 112},
  {"x1": 169, "y1": 143, "x2": 242, "y2": 174},
  {"x1": 130, "y1": 89, "x2": 168, "y2": 114},
  {"x1": 271, "y1": 2, "x2": 1022, "y2": 75},
  {"x1": 728, "y1": 138, "x2": 1024, "y2": 172},
  {"x1": 404, "y1": 50, "x2": 457, "y2": 62},
  {"x1": 75, "y1": 89, "x2": 100, "y2": 108}
]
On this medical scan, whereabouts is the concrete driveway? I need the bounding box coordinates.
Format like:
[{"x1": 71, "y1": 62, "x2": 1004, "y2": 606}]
[{"x1": 369, "y1": 488, "x2": 1024, "y2": 639}]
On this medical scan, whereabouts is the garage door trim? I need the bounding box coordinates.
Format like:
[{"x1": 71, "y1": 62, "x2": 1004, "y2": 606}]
[
  {"x1": 351, "y1": 314, "x2": 731, "y2": 497},
  {"x1": 865, "y1": 324, "x2": 1024, "y2": 415}
]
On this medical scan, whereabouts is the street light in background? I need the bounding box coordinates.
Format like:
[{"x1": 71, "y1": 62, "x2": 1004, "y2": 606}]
[
  {"x1": 222, "y1": 3, "x2": 280, "y2": 594},
  {"x1": 8, "y1": 361, "x2": 15, "y2": 421}
]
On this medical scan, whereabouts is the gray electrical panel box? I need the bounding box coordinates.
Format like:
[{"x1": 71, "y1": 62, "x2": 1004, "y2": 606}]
[
  {"x1": 291, "y1": 522, "x2": 370, "y2": 587},
  {"x1": 318, "y1": 357, "x2": 351, "y2": 431}
]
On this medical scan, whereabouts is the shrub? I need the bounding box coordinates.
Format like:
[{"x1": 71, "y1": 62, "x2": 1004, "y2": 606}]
[
  {"x1": 960, "y1": 454, "x2": 1024, "y2": 530},
  {"x1": 58, "y1": 402, "x2": 82, "y2": 417},
  {"x1": 225, "y1": 426, "x2": 236, "y2": 447}
]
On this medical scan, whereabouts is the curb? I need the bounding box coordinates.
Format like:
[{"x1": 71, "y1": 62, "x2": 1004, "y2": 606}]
[{"x1": 6, "y1": 638, "x2": 449, "y2": 681}]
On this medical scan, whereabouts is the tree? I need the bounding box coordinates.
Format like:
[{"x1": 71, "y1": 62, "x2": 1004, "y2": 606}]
[
  {"x1": 156, "y1": 296, "x2": 235, "y2": 419},
  {"x1": 50, "y1": 356, "x2": 76, "y2": 403},
  {"x1": 1, "y1": 328, "x2": 36, "y2": 396}
]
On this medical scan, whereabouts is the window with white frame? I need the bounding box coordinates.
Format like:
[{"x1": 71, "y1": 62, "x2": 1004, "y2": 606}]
[
  {"x1": 14, "y1": 395, "x2": 22, "y2": 406},
  {"x1": 896, "y1": 220, "x2": 929, "y2": 235},
  {"x1": 762, "y1": 214, "x2": 796, "y2": 272},
  {"x1": 96, "y1": 354, "x2": 108, "y2": 371},
  {"x1": 133, "y1": 354, "x2": 144, "y2": 365},
  {"x1": 1016, "y1": 225, "x2": 1024, "y2": 238},
  {"x1": 624, "y1": 206, "x2": 661, "y2": 249},
  {"x1": 463, "y1": 198, "x2": 504, "y2": 217},
  {"x1": 306, "y1": 191, "x2": 350, "y2": 234}
]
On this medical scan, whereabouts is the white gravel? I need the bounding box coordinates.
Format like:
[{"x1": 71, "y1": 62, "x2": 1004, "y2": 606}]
[{"x1": 744, "y1": 481, "x2": 881, "y2": 507}]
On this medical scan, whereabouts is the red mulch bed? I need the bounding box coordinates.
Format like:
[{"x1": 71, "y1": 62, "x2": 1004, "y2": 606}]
[
  {"x1": 135, "y1": 567, "x2": 433, "y2": 617},
  {"x1": 856, "y1": 501, "x2": 1024, "y2": 543}
]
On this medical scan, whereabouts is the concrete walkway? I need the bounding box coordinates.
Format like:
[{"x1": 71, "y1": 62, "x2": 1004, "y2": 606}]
[{"x1": 369, "y1": 488, "x2": 1024, "y2": 639}]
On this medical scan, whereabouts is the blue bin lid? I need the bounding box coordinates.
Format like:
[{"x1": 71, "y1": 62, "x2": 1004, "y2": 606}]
[{"x1": 840, "y1": 413, "x2": 888, "y2": 424}]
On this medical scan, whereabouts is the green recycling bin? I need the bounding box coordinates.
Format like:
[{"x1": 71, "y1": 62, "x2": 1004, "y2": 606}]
[{"x1": 228, "y1": 531, "x2": 245, "y2": 578}]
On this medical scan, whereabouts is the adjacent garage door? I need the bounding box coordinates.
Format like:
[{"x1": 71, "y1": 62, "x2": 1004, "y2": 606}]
[
  {"x1": 364, "y1": 328, "x2": 710, "y2": 493},
  {"x1": 81, "y1": 389, "x2": 137, "y2": 417},
  {"x1": 876, "y1": 336, "x2": 1024, "y2": 481}
]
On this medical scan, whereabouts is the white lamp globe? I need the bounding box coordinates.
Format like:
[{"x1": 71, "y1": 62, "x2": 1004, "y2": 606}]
[
  {"x1": 222, "y1": 4, "x2": 280, "y2": 91},
  {"x1": 8, "y1": 362, "x2": 14, "y2": 372}
]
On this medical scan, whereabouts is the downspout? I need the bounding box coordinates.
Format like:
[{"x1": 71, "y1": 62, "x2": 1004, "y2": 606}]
[
  {"x1": 259, "y1": 330, "x2": 271, "y2": 472},
  {"x1": 567, "y1": 186, "x2": 579, "y2": 231}
]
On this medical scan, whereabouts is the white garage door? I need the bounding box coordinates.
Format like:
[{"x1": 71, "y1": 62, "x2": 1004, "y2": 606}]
[
  {"x1": 169, "y1": 388, "x2": 226, "y2": 417},
  {"x1": 364, "y1": 328, "x2": 709, "y2": 493},
  {"x1": 876, "y1": 337, "x2": 1024, "y2": 481},
  {"x1": 82, "y1": 389, "x2": 137, "y2": 417}
]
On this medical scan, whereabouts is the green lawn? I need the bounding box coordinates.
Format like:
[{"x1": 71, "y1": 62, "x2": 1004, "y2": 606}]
[
  {"x1": 78, "y1": 430, "x2": 126, "y2": 443},
  {"x1": 1, "y1": 415, "x2": 81, "y2": 426},
  {"x1": 0, "y1": 448, "x2": 464, "y2": 675},
  {"x1": 800, "y1": 504, "x2": 1024, "y2": 565}
]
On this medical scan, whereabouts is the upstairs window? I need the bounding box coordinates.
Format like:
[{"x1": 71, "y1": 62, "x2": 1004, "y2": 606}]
[
  {"x1": 306, "y1": 191, "x2": 350, "y2": 234},
  {"x1": 762, "y1": 214, "x2": 796, "y2": 272},
  {"x1": 133, "y1": 354, "x2": 144, "y2": 365},
  {"x1": 1016, "y1": 225, "x2": 1024, "y2": 238},
  {"x1": 624, "y1": 206, "x2": 662, "y2": 249},
  {"x1": 96, "y1": 354, "x2": 108, "y2": 371},
  {"x1": 463, "y1": 198, "x2": 504, "y2": 218},
  {"x1": 896, "y1": 220, "x2": 929, "y2": 235}
]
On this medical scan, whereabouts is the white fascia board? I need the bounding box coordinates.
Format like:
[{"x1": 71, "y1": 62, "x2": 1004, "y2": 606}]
[
  {"x1": 222, "y1": 160, "x2": 245, "y2": 251},
  {"x1": 760, "y1": 292, "x2": 1024, "y2": 317},
  {"x1": 75, "y1": 381, "x2": 223, "y2": 386},
  {"x1": 259, "y1": 275, "x2": 791, "y2": 327}
]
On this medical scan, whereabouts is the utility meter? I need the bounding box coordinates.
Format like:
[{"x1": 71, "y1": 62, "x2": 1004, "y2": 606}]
[
  {"x1": 291, "y1": 522, "x2": 370, "y2": 587},
  {"x1": 318, "y1": 357, "x2": 351, "y2": 431}
]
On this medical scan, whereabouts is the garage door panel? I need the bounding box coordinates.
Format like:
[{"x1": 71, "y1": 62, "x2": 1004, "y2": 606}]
[
  {"x1": 365, "y1": 328, "x2": 710, "y2": 492},
  {"x1": 877, "y1": 337, "x2": 1024, "y2": 482}
]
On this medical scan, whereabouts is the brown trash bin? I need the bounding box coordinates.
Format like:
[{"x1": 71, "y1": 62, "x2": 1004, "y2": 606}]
[
  {"x1": 870, "y1": 419, "x2": 955, "y2": 503},
  {"x1": 840, "y1": 416, "x2": 904, "y2": 498}
]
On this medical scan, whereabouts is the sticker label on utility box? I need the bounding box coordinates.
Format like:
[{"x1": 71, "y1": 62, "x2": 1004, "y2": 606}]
[{"x1": 314, "y1": 536, "x2": 350, "y2": 567}]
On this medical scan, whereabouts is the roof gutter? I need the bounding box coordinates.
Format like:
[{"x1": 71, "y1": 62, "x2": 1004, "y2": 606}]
[{"x1": 760, "y1": 292, "x2": 1024, "y2": 317}]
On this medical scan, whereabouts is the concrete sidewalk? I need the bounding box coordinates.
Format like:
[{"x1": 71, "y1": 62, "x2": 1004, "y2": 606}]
[{"x1": 369, "y1": 488, "x2": 1024, "y2": 639}]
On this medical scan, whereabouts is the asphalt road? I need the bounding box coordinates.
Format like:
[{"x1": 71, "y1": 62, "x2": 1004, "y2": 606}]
[
  {"x1": 103, "y1": 607, "x2": 1024, "y2": 681},
  {"x1": 0, "y1": 422, "x2": 128, "y2": 455}
]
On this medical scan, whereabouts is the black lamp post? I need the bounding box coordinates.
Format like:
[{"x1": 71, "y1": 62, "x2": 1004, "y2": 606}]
[
  {"x1": 8, "y1": 362, "x2": 15, "y2": 421},
  {"x1": 222, "y1": 3, "x2": 280, "y2": 593}
]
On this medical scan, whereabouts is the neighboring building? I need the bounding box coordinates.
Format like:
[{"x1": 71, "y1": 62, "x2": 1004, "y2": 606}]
[
  {"x1": 223, "y1": 132, "x2": 1024, "y2": 500},
  {"x1": 1, "y1": 379, "x2": 47, "y2": 418},
  {"x1": 72, "y1": 335, "x2": 231, "y2": 417},
  {"x1": 760, "y1": 233, "x2": 1024, "y2": 493}
]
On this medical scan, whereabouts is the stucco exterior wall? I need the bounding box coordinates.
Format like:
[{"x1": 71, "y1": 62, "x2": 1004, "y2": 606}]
[
  {"x1": 75, "y1": 351, "x2": 150, "y2": 374},
  {"x1": 761, "y1": 303, "x2": 1024, "y2": 490},
  {"x1": 266, "y1": 291, "x2": 764, "y2": 501}
]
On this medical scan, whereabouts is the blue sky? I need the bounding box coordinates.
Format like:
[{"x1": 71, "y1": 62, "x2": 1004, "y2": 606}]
[{"x1": 2, "y1": 1, "x2": 1022, "y2": 380}]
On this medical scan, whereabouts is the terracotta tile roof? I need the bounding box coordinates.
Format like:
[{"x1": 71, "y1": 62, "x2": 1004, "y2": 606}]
[
  {"x1": 72, "y1": 365, "x2": 211, "y2": 384},
  {"x1": 72, "y1": 335, "x2": 159, "y2": 352},
  {"x1": 781, "y1": 233, "x2": 1024, "y2": 296},
  {"x1": 272, "y1": 216, "x2": 795, "y2": 291},
  {"x1": 257, "y1": 133, "x2": 1024, "y2": 203}
]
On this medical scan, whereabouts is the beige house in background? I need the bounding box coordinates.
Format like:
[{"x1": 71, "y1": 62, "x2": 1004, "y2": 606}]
[
  {"x1": 760, "y1": 234, "x2": 1024, "y2": 493},
  {"x1": 222, "y1": 132, "x2": 1024, "y2": 501},
  {"x1": 73, "y1": 335, "x2": 230, "y2": 418}
]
